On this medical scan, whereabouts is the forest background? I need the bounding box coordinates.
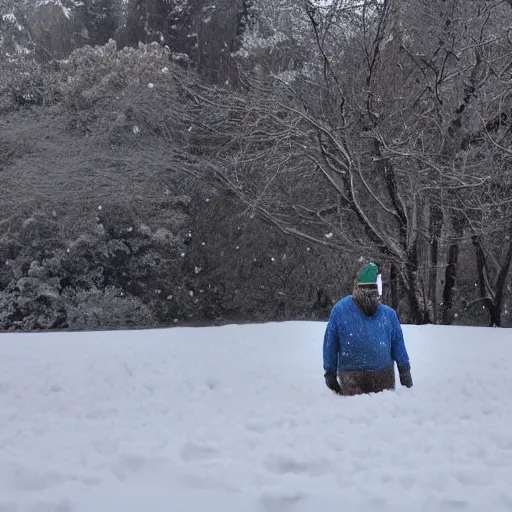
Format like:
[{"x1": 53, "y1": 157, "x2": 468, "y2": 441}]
[{"x1": 2, "y1": 0, "x2": 512, "y2": 330}]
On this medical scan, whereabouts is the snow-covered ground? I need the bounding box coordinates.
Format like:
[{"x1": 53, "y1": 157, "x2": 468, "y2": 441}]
[{"x1": 1, "y1": 322, "x2": 512, "y2": 512}]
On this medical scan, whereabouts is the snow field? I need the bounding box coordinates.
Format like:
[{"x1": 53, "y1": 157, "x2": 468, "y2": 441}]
[{"x1": 0, "y1": 322, "x2": 511, "y2": 512}]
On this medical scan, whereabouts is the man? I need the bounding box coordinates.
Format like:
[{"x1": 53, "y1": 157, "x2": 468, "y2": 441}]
[{"x1": 323, "y1": 262, "x2": 413, "y2": 396}]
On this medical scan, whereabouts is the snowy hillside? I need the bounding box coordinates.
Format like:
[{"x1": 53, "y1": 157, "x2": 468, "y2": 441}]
[{"x1": 0, "y1": 322, "x2": 511, "y2": 511}]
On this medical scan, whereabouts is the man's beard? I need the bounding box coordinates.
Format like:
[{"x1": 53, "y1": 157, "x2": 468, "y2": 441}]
[{"x1": 352, "y1": 286, "x2": 380, "y2": 316}]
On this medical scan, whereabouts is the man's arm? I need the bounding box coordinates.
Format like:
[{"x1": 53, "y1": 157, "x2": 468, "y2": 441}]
[
  {"x1": 323, "y1": 309, "x2": 341, "y2": 393},
  {"x1": 391, "y1": 311, "x2": 413, "y2": 388}
]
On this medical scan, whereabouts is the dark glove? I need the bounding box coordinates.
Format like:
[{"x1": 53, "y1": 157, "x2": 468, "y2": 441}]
[
  {"x1": 324, "y1": 371, "x2": 342, "y2": 394},
  {"x1": 398, "y1": 365, "x2": 413, "y2": 388}
]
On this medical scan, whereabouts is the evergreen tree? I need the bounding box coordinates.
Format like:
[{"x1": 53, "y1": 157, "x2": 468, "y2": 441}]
[
  {"x1": 76, "y1": 0, "x2": 121, "y2": 46},
  {"x1": 124, "y1": 0, "x2": 191, "y2": 47}
]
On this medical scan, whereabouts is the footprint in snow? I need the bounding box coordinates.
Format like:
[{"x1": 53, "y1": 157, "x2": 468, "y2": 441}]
[
  {"x1": 111, "y1": 453, "x2": 169, "y2": 481},
  {"x1": 493, "y1": 434, "x2": 512, "y2": 451},
  {"x1": 441, "y1": 499, "x2": 470, "y2": 510},
  {"x1": 245, "y1": 437, "x2": 262, "y2": 451},
  {"x1": 111, "y1": 453, "x2": 148, "y2": 481},
  {"x1": 205, "y1": 377, "x2": 219, "y2": 390},
  {"x1": 399, "y1": 474, "x2": 415, "y2": 490},
  {"x1": 8, "y1": 465, "x2": 67, "y2": 492},
  {"x1": 465, "y1": 444, "x2": 487, "y2": 459},
  {"x1": 91, "y1": 439, "x2": 119, "y2": 457},
  {"x1": 26, "y1": 500, "x2": 72, "y2": 512},
  {"x1": 245, "y1": 421, "x2": 266, "y2": 434},
  {"x1": 259, "y1": 489, "x2": 307, "y2": 512},
  {"x1": 179, "y1": 442, "x2": 220, "y2": 463},
  {"x1": 453, "y1": 468, "x2": 492, "y2": 488},
  {"x1": 263, "y1": 454, "x2": 327, "y2": 477}
]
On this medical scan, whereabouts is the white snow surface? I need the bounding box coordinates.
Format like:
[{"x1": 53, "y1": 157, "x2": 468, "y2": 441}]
[{"x1": 1, "y1": 322, "x2": 512, "y2": 512}]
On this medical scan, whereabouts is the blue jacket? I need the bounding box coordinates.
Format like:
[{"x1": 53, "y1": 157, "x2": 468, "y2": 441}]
[{"x1": 323, "y1": 296, "x2": 410, "y2": 374}]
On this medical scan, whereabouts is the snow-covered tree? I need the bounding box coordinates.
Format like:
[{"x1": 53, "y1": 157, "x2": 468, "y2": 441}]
[
  {"x1": 197, "y1": 0, "x2": 512, "y2": 324},
  {"x1": 74, "y1": 0, "x2": 122, "y2": 46}
]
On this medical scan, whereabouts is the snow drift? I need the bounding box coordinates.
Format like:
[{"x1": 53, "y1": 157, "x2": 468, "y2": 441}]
[{"x1": 0, "y1": 322, "x2": 511, "y2": 512}]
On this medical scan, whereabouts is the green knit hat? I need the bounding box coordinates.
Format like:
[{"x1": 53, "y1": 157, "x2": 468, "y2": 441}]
[{"x1": 356, "y1": 262, "x2": 379, "y2": 290}]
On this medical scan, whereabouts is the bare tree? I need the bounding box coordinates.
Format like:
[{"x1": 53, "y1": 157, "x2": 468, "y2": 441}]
[{"x1": 193, "y1": 0, "x2": 512, "y2": 323}]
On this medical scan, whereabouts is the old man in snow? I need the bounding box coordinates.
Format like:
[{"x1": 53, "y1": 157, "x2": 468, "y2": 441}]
[{"x1": 323, "y1": 262, "x2": 413, "y2": 396}]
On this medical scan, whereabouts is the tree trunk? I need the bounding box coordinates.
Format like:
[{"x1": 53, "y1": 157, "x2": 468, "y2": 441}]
[
  {"x1": 428, "y1": 197, "x2": 444, "y2": 323},
  {"x1": 489, "y1": 303, "x2": 501, "y2": 328},
  {"x1": 405, "y1": 239, "x2": 430, "y2": 324},
  {"x1": 493, "y1": 235, "x2": 512, "y2": 327},
  {"x1": 472, "y1": 235, "x2": 495, "y2": 326},
  {"x1": 440, "y1": 213, "x2": 464, "y2": 324},
  {"x1": 441, "y1": 242, "x2": 459, "y2": 324},
  {"x1": 390, "y1": 263, "x2": 399, "y2": 311}
]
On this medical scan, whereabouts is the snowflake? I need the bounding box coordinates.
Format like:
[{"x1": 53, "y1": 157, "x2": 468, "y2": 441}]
[{"x1": 2, "y1": 13, "x2": 16, "y2": 23}]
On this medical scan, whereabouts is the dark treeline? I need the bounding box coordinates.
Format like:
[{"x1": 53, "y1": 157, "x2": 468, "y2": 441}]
[{"x1": 1, "y1": 0, "x2": 512, "y2": 330}]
